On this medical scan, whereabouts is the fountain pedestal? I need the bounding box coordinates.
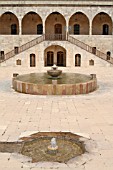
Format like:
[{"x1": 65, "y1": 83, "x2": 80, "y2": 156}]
[{"x1": 47, "y1": 145, "x2": 58, "y2": 154}]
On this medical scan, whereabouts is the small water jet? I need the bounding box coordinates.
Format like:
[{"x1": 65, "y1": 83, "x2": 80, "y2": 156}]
[{"x1": 47, "y1": 137, "x2": 58, "y2": 154}]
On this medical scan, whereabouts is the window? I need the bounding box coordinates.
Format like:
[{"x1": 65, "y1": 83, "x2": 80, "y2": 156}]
[
  {"x1": 14, "y1": 47, "x2": 19, "y2": 54},
  {"x1": 37, "y1": 24, "x2": 43, "y2": 34},
  {"x1": 75, "y1": 54, "x2": 81, "y2": 66},
  {"x1": 89, "y1": 59, "x2": 94, "y2": 66},
  {"x1": 92, "y1": 47, "x2": 96, "y2": 54},
  {"x1": 11, "y1": 24, "x2": 17, "y2": 35},
  {"x1": 106, "y1": 51, "x2": 111, "y2": 60},
  {"x1": 16, "y1": 59, "x2": 21, "y2": 65},
  {"x1": 46, "y1": 51, "x2": 54, "y2": 66},
  {"x1": 55, "y1": 24, "x2": 62, "y2": 34},
  {"x1": 103, "y1": 24, "x2": 109, "y2": 35},
  {"x1": 74, "y1": 24, "x2": 80, "y2": 34},
  {"x1": 57, "y1": 51, "x2": 64, "y2": 66},
  {"x1": 0, "y1": 51, "x2": 4, "y2": 60},
  {"x1": 30, "y1": 54, "x2": 36, "y2": 67}
]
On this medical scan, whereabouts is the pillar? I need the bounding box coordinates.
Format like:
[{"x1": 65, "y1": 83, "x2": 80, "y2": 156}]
[
  {"x1": 89, "y1": 20, "x2": 92, "y2": 35},
  {"x1": 19, "y1": 17, "x2": 22, "y2": 35},
  {"x1": 65, "y1": 18, "x2": 69, "y2": 40}
]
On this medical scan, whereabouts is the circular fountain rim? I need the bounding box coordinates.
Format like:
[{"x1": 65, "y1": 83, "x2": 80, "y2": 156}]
[{"x1": 12, "y1": 72, "x2": 97, "y2": 95}]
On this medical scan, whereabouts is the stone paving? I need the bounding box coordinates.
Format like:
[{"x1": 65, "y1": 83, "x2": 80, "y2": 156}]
[{"x1": 0, "y1": 66, "x2": 113, "y2": 170}]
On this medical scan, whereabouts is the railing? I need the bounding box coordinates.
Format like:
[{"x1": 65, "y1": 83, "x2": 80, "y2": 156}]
[
  {"x1": 45, "y1": 34, "x2": 66, "y2": 41},
  {"x1": 67, "y1": 35, "x2": 113, "y2": 65},
  {"x1": 0, "y1": 35, "x2": 44, "y2": 63},
  {"x1": 0, "y1": 33, "x2": 113, "y2": 65}
]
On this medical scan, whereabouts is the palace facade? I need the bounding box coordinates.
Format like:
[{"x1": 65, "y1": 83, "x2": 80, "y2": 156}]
[{"x1": 0, "y1": 0, "x2": 113, "y2": 68}]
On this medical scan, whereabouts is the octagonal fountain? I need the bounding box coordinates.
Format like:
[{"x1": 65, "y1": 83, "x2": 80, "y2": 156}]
[
  {"x1": 12, "y1": 65, "x2": 97, "y2": 95},
  {"x1": 0, "y1": 132, "x2": 86, "y2": 163}
]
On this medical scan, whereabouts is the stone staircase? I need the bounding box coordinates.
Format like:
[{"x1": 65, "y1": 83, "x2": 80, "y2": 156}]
[
  {"x1": 67, "y1": 35, "x2": 113, "y2": 65},
  {"x1": 0, "y1": 35, "x2": 44, "y2": 63},
  {"x1": 0, "y1": 34, "x2": 113, "y2": 65}
]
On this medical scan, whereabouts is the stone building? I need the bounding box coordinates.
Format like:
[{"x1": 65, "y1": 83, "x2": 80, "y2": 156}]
[{"x1": 0, "y1": 0, "x2": 113, "y2": 68}]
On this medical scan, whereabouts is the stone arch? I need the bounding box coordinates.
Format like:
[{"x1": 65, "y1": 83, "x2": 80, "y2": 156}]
[
  {"x1": 0, "y1": 12, "x2": 19, "y2": 35},
  {"x1": 69, "y1": 12, "x2": 89, "y2": 35},
  {"x1": 45, "y1": 12, "x2": 66, "y2": 39},
  {"x1": 22, "y1": 12, "x2": 43, "y2": 35},
  {"x1": 92, "y1": 12, "x2": 112, "y2": 35},
  {"x1": 44, "y1": 45, "x2": 66, "y2": 67}
]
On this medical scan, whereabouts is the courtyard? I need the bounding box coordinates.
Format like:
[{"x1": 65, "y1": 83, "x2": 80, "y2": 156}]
[{"x1": 0, "y1": 66, "x2": 113, "y2": 169}]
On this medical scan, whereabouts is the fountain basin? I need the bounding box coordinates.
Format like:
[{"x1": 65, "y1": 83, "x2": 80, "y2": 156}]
[
  {"x1": 0, "y1": 132, "x2": 86, "y2": 163},
  {"x1": 12, "y1": 73, "x2": 97, "y2": 95},
  {"x1": 47, "y1": 70, "x2": 62, "y2": 78}
]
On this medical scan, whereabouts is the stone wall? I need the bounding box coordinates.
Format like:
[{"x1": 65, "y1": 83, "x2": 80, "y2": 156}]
[{"x1": 1, "y1": 40, "x2": 111, "y2": 68}]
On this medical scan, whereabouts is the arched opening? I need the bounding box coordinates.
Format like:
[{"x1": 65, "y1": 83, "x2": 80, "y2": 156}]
[
  {"x1": 92, "y1": 12, "x2": 112, "y2": 35},
  {"x1": 106, "y1": 51, "x2": 111, "y2": 60},
  {"x1": 44, "y1": 45, "x2": 66, "y2": 67},
  {"x1": 69, "y1": 12, "x2": 89, "y2": 35},
  {"x1": 103, "y1": 24, "x2": 109, "y2": 35},
  {"x1": 45, "y1": 12, "x2": 66, "y2": 40},
  {"x1": 30, "y1": 54, "x2": 36, "y2": 67},
  {"x1": 0, "y1": 12, "x2": 19, "y2": 35},
  {"x1": 89, "y1": 59, "x2": 94, "y2": 66},
  {"x1": 22, "y1": 12, "x2": 43, "y2": 35},
  {"x1": 75, "y1": 54, "x2": 81, "y2": 66}
]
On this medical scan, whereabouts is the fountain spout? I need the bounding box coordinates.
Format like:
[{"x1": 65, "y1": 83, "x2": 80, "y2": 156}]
[
  {"x1": 51, "y1": 137, "x2": 57, "y2": 148},
  {"x1": 47, "y1": 64, "x2": 62, "y2": 78},
  {"x1": 52, "y1": 64, "x2": 58, "y2": 70},
  {"x1": 47, "y1": 137, "x2": 58, "y2": 154}
]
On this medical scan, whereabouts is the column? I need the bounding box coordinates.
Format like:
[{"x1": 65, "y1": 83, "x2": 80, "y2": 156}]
[
  {"x1": 43, "y1": 19, "x2": 45, "y2": 34},
  {"x1": 65, "y1": 18, "x2": 69, "y2": 40},
  {"x1": 54, "y1": 46, "x2": 57, "y2": 65},
  {"x1": 19, "y1": 17, "x2": 22, "y2": 35},
  {"x1": 89, "y1": 20, "x2": 92, "y2": 35},
  {"x1": 112, "y1": 25, "x2": 113, "y2": 35}
]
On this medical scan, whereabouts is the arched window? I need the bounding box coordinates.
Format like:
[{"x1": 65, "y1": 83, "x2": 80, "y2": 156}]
[
  {"x1": 46, "y1": 51, "x2": 54, "y2": 66},
  {"x1": 106, "y1": 51, "x2": 111, "y2": 60},
  {"x1": 37, "y1": 24, "x2": 43, "y2": 34},
  {"x1": 30, "y1": 54, "x2": 36, "y2": 67},
  {"x1": 11, "y1": 24, "x2": 17, "y2": 35},
  {"x1": 103, "y1": 24, "x2": 109, "y2": 35},
  {"x1": 74, "y1": 24, "x2": 80, "y2": 34},
  {"x1": 57, "y1": 51, "x2": 66, "y2": 66},
  {"x1": 75, "y1": 54, "x2": 81, "y2": 66}
]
